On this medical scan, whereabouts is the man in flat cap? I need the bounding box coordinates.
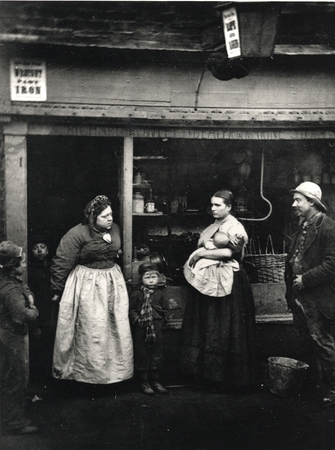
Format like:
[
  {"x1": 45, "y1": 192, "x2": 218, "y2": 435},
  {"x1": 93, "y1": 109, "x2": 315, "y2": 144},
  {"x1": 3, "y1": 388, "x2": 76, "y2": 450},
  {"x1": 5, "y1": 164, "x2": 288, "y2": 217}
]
[{"x1": 285, "y1": 181, "x2": 335, "y2": 408}]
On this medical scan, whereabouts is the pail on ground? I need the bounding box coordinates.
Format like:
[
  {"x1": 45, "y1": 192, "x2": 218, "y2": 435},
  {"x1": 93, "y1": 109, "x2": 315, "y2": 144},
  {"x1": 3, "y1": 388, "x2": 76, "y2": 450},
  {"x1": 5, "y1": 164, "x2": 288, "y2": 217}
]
[{"x1": 267, "y1": 356, "x2": 309, "y2": 397}]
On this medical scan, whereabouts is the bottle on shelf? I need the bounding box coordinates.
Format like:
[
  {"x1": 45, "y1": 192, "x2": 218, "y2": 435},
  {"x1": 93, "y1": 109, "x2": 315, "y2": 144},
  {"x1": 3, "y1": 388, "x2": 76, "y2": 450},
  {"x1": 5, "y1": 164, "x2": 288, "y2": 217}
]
[{"x1": 145, "y1": 187, "x2": 155, "y2": 213}]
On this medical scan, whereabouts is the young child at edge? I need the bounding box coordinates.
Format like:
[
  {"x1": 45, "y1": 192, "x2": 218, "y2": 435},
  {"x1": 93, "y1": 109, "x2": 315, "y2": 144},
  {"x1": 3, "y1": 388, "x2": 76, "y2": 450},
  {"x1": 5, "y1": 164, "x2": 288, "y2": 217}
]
[
  {"x1": 129, "y1": 262, "x2": 170, "y2": 395},
  {"x1": 0, "y1": 241, "x2": 40, "y2": 435}
]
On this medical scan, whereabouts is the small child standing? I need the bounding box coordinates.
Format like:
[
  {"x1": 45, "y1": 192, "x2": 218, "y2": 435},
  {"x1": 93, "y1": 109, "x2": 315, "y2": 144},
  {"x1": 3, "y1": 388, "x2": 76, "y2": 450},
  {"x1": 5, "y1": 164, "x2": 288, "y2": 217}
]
[
  {"x1": 129, "y1": 262, "x2": 170, "y2": 395},
  {"x1": 28, "y1": 235, "x2": 55, "y2": 388}
]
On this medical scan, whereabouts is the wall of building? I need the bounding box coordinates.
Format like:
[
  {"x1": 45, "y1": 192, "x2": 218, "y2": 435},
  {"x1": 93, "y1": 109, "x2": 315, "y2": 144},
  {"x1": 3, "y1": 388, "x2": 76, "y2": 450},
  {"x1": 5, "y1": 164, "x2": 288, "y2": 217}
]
[
  {"x1": 1, "y1": 44, "x2": 335, "y2": 277},
  {"x1": 0, "y1": 45, "x2": 335, "y2": 111}
]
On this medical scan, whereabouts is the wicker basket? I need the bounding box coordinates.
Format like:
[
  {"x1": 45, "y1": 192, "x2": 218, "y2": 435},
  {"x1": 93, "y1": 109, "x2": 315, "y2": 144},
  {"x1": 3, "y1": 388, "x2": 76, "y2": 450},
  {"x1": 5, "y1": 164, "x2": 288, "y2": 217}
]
[{"x1": 243, "y1": 236, "x2": 287, "y2": 284}]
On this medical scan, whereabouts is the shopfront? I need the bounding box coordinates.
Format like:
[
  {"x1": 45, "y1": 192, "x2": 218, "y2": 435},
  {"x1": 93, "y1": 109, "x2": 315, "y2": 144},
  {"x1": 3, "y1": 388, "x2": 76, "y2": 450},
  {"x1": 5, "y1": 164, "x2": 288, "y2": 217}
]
[
  {"x1": 0, "y1": 7, "x2": 335, "y2": 359},
  {"x1": 2, "y1": 118, "x2": 335, "y2": 327}
]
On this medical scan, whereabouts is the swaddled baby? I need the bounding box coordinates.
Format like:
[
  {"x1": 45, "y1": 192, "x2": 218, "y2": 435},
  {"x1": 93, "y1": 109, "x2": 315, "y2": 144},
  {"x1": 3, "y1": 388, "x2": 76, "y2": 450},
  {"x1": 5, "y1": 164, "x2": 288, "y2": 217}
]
[
  {"x1": 205, "y1": 231, "x2": 230, "y2": 250},
  {"x1": 184, "y1": 231, "x2": 243, "y2": 297}
]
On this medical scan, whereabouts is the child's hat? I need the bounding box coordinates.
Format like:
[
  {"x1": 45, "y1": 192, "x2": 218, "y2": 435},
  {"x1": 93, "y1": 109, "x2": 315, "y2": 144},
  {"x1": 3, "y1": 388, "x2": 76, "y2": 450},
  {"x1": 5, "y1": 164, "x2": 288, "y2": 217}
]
[
  {"x1": 0, "y1": 241, "x2": 23, "y2": 259},
  {"x1": 138, "y1": 262, "x2": 160, "y2": 277},
  {"x1": 0, "y1": 241, "x2": 23, "y2": 267},
  {"x1": 30, "y1": 234, "x2": 48, "y2": 247}
]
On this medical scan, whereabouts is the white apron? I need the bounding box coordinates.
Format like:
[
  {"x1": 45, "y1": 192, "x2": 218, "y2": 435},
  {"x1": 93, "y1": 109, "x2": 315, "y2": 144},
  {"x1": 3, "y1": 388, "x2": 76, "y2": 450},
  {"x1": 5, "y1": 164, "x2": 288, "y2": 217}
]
[{"x1": 53, "y1": 264, "x2": 133, "y2": 384}]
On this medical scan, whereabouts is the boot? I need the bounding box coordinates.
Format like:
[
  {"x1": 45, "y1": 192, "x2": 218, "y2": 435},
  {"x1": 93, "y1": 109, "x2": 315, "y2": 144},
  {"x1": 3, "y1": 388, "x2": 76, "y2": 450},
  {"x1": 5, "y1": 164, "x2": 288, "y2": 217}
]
[
  {"x1": 151, "y1": 371, "x2": 169, "y2": 394},
  {"x1": 138, "y1": 371, "x2": 154, "y2": 395}
]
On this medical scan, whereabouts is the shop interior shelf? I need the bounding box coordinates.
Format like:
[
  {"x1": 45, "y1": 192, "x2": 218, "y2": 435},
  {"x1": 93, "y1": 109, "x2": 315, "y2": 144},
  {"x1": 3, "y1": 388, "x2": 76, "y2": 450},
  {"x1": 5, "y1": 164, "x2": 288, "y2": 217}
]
[
  {"x1": 133, "y1": 212, "x2": 165, "y2": 216},
  {"x1": 132, "y1": 183, "x2": 151, "y2": 189},
  {"x1": 133, "y1": 156, "x2": 168, "y2": 160}
]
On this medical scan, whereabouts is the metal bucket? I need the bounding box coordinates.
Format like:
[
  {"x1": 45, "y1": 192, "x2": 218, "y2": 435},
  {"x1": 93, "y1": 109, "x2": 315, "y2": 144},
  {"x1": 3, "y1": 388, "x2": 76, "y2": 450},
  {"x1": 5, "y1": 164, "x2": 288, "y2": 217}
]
[{"x1": 268, "y1": 357, "x2": 309, "y2": 397}]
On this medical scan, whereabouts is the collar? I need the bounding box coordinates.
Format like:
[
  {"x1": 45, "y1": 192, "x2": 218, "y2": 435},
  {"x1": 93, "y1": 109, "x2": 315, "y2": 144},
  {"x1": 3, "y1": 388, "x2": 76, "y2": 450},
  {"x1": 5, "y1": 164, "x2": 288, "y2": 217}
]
[
  {"x1": 214, "y1": 213, "x2": 232, "y2": 226},
  {"x1": 93, "y1": 227, "x2": 111, "y2": 243},
  {"x1": 0, "y1": 273, "x2": 22, "y2": 283},
  {"x1": 141, "y1": 285, "x2": 156, "y2": 294},
  {"x1": 302, "y1": 211, "x2": 322, "y2": 228}
]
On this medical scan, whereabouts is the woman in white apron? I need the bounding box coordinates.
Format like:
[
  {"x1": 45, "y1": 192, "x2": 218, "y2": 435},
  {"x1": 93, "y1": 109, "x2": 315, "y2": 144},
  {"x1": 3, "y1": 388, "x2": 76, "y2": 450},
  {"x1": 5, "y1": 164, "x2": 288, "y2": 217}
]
[{"x1": 51, "y1": 195, "x2": 133, "y2": 384}]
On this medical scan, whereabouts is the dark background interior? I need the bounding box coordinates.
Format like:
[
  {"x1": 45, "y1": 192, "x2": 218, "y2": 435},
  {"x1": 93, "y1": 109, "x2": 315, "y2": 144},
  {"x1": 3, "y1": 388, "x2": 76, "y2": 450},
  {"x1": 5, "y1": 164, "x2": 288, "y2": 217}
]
[
  {"x1": 27, "y1": 136, "x2": 335, "y2": 283},
  {"x1": 27, "y1": 136, "x2": 122, "y2": 257}
]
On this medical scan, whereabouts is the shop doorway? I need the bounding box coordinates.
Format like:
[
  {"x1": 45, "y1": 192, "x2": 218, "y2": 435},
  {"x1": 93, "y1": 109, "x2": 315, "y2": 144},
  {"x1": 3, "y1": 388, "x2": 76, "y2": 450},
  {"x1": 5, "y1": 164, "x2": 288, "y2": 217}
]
[{"x1": 27, "y1": 136, "x2": 122, "y2": 257}]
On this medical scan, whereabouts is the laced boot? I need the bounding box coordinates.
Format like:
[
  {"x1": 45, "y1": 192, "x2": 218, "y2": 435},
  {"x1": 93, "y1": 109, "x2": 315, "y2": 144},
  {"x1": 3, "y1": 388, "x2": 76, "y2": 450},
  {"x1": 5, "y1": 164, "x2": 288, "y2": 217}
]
[
  {"x1": 139, "y1": 371, "x2": 154, "y2": 395},
  {"x1": 151, "y1": 371, "x2": 169, "y2": 394}
]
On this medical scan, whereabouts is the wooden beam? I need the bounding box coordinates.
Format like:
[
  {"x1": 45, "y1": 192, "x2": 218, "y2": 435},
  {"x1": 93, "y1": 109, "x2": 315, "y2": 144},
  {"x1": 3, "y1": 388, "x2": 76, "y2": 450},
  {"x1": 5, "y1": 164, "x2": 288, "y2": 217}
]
[
  {"x1": 274, "y1": 44, "x2": 335, "y2": 55},
  {"x1": 0, "y1": 33, "x2": 205, "y2": 52},
  {"x1": 1, "y1": 35, "x2": 335, "y2": 55},
  {"x1": 3, "y1": 104, "x2": 335, "y2": 124},
  {"x1": 26, "y1": 123, "x2": 335, "y2": 140},
  {"x1": 3, "y1": 122, "x2": 28, "y2": 279},
  {"x1": 121, "y1": 137, "x2": 133, "y2": 282}
]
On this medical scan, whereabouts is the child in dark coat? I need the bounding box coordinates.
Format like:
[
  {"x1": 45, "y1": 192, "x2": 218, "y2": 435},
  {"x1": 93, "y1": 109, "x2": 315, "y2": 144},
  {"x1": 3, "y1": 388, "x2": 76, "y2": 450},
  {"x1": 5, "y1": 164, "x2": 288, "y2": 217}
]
[
  {"x1": 129, "y1": 262, "x2": 170, "y2": 395},
  {"x1": 0, "y1": 241, "x2": 40, "y2": 435},
  {"x1": 28, "y1": 235, "x2": 55, "y2": 388}
]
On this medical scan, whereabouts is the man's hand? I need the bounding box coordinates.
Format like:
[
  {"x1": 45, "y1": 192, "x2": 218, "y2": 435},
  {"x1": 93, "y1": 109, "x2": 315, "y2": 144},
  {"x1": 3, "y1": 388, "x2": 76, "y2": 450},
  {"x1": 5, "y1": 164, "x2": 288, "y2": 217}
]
[{"x1": 293, "y1": 275, "x2": 304, "y2": 290}]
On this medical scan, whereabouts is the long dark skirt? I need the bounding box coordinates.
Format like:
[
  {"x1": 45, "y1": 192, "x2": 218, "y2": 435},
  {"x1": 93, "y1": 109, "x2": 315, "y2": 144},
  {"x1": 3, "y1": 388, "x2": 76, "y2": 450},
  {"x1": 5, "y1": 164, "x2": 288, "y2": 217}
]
[{"x1": 179, "y1": 269, "x2": 257, "y2": 387}]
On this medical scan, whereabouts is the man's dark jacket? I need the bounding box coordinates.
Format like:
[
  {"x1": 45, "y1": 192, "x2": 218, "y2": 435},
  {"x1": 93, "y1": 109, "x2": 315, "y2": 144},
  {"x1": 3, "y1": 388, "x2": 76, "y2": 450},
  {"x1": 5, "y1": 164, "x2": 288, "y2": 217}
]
[{"x1": 285, "y1": 213, "x2": 335, "y2": 320}]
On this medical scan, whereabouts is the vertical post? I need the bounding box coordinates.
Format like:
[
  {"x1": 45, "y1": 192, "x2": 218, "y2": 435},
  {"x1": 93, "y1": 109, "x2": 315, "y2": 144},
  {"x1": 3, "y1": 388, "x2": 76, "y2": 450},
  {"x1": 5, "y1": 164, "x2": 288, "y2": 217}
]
[
  {"x1": 122, "y1": 136, "x2": 133, "y2": 282},
  {"x1": 3, "y1": 122, "x2": 28, "y2": 250},
  {"x1": 0, "y1": 135, "x2": 6, "y2": 242}
]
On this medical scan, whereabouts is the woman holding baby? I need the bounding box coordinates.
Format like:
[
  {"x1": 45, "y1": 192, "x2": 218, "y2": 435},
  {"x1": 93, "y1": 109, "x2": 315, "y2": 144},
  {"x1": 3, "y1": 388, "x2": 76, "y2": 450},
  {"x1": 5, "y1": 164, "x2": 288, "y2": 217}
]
[{"x1": 180, "y1": 190, "x2": 257, "y2": 392}]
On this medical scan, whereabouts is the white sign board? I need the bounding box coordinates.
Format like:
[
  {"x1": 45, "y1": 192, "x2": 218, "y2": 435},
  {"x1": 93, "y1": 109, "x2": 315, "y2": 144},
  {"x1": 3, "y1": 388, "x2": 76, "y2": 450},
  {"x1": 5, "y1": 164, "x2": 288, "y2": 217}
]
[
  {"x1": 222, "y1": 7, "x2": 241, "y2": 59},
  {"x1": 10, "y1": 59, "x2": 47, "y2": 101}
]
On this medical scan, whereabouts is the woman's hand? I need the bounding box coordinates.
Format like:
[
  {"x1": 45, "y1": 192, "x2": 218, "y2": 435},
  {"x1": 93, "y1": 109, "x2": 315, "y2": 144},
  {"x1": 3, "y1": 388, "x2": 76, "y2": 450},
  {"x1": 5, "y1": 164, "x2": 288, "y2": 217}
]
[
  {"x1": 229, "y1": 233, "x2": 244, "y2": 246},
  {"x1": 28, "y1": 294, "x2": 34, "y2": 307},
  {"x1": 189, "y1": 249, "x2": 206, "y2": 268},
  {"x1": 227, "y1": 233, "x2": 245, "y2": 254}
]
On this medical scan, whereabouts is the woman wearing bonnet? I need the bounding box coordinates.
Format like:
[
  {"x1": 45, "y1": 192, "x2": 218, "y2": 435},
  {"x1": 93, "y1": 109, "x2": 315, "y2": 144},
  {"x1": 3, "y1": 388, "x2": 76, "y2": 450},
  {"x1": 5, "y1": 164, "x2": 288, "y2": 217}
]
[{"x1": 51, "y1": 195, "x2": 133, "y2": 384}]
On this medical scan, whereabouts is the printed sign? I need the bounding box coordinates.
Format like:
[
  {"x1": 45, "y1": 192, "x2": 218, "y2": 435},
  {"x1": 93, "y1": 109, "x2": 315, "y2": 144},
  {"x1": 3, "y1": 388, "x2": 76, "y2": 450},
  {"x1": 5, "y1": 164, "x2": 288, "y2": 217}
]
[
  {"x1": 10, "y1": 59, "x2": 47, "y2": 101},
  {"x1": 222, "y1": 7, "x2": 241, "y2": 59}
]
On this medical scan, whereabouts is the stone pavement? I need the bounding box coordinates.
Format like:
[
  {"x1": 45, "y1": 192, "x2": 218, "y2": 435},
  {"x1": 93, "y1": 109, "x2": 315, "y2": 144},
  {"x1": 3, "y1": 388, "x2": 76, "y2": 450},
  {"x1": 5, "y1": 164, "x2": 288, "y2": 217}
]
[{"x1": 1, "y1": 379, "x2": 335, "y2": 450}]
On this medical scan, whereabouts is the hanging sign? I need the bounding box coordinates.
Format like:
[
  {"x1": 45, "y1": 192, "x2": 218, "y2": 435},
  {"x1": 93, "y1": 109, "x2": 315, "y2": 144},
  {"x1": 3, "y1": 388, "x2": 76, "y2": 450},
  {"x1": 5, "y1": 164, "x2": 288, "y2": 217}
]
[
  {"x1": 222, "y1": 7, "x2": 241, "y2": 59},
  {"x1": 10, "y1": 59, "x2": 47, "y2": 101}
]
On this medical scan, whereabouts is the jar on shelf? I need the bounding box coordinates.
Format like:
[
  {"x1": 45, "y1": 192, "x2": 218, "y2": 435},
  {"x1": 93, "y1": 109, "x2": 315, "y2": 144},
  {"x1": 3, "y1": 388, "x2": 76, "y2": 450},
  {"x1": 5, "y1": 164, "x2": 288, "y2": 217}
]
[
  {"x1": 133, "y1": 192, "x2": 144, "y2": 214},
  {"x1": 134, "y1": 172, "x2": 142, "y2": 184}
]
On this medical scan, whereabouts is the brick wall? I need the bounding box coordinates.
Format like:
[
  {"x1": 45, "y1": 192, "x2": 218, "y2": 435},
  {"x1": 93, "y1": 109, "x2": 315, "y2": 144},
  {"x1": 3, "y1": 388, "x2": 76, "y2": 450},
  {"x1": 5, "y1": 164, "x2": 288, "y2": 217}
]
[{"x1": 0, "y1": 134, "x2": 5, "y2": 241}]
